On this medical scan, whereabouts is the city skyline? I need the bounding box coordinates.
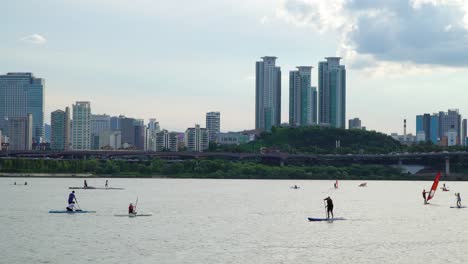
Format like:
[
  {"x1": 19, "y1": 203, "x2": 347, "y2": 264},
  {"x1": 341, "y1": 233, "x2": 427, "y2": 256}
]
[{"x1": 3, "y1": 1, "x2": 468, "y2": 134}]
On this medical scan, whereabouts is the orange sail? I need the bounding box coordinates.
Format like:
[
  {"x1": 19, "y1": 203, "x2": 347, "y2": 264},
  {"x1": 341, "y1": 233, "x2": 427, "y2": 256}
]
[{"x1": 427, "y1": 172, "x2": 441, "y2": 201}]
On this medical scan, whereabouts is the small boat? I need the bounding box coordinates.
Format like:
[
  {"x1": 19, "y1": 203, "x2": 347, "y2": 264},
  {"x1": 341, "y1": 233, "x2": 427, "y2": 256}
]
[
  {"x1": 308, "y1": 217, "x2": 346, "y2": 222},
  {"x1": 49, "y1": 210, "x2": 96, "y2": 214},
  {"x1": 68, "y1": 186, "x2": 125, "y2": 190},
  {"x1": 114, "y1": 213, "x2": 152, "y2": 217}
]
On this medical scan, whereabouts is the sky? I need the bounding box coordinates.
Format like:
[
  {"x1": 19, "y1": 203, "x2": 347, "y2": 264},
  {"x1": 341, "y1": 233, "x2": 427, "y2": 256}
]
[{"x1": 2, "y1": 0, "x2": 468, "y2": 134}]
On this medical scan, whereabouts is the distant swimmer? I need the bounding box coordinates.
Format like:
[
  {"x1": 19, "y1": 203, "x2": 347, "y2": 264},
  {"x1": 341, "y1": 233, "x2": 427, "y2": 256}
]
[
  {"x1": 128, "y1": 203, "x2": 135, "y2": 214},
  {"x1": 84, "y1": 180, "x2": 88, "y2": 188},
  {"x1": 105, "y1": 180, "x2": 108, "y2": 188},
  {"x1": 324, "y1": 196, "x2": 334, "y2": 219},
  {"x1": 455, "y1": 193, "x2": 462, "y2": 208},
  {"x1": 422, "y1": 189, "x2": 428, "y2": 204},
  {"x1": 68, "y1": 190, "x2": 76, "y2": 204}
]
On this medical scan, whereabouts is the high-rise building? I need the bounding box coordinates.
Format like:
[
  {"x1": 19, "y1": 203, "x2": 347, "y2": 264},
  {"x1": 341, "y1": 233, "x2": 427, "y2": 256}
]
[
  {"x1": 463, "y1": 119, "x2": 467, "y2": 146},
  {"x1": 155, "y1": 129, "x2": 179, "y2": 152},
  {"x1": 51, "y1": 107, "x2": 71, "y2": 150},
  {"x1": 44, "y1": 124, "x2": 51, "y2": 143},
  {"x1": 311, "y1": 87, "x2": 318, "y2": 125},
  {"x1": 255, "y1": 56, "x2": 281, "y2": 131},
  {"x1": 146, "y1": 118, "x2": 160, "y2": 151},
  {"x1": 71, "y1": 101, "x2": 91, "y2": 150},
  {"x1": 185, "y1": 124, "x2": 209, "y2": 152},
  {"x1": 0, "y1": 73, "x2": 44, "y2": 143},
  {"x1": 134, "y1": 119, "x2": 146, "y2": 151},
  {"x1": 99, "y1": 130, "x2": 121, "y2": 150},
  {"x1": 120, "y1": 117, "x2": 136, "y2": 147},
  {"x1": 206, "y1": 112, "x2": 220, "y2": 142},
  {"x1": 439, "y1": 109, "x2": 461, "y2": 146},
  {"x1": 318, "y1": 57, "x2": 346, "y2": 128},
  {"x1": 8, "y1": 114, "x2": 33, "y2": 150},
  {"x1": 110, "y1": 116, "x2": 122, "y2": 130},
  {"x1": 348, "y1": 118, "x2": 362, "y2": 129},
  {"x1": 416, "y1": 113, "x2": 439, "y2": 144},
  {"x1": 90, "y1": 114, "x2": 111, "y2": 150},
  {"x1": 289, "y1": 66, "x2": 315, "y2": 126}
]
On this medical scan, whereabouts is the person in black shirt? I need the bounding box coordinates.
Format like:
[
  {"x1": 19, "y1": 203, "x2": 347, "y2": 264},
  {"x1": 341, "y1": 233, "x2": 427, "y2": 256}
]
[{"x1": 324, "y1": 196, "x2": 334, "y2": 219}]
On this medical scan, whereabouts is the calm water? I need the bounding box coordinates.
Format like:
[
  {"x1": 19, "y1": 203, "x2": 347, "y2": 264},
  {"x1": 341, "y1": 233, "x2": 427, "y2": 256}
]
[{"x1": 1, "y1": 177, "x2": 468, "y2": 264}]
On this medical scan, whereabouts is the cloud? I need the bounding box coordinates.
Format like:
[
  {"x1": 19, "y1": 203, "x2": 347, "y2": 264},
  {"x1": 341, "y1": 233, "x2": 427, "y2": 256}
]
[
  {"x1": 278, "y1": 0, "x2": 468, "y2": 70},
  {"x1": 20, "y1": 34, "x2": 47, "y2": 45}
]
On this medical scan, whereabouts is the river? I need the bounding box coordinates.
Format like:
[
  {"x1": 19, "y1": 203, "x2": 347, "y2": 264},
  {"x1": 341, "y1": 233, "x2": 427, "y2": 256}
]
[{"x1": 1, "y1": 177, "x2": 467, "y2": 263}]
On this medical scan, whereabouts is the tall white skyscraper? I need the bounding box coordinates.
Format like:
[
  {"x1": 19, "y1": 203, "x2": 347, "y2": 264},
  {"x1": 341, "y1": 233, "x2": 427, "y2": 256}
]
[
  {"x1": 206, "y1": 112, "x2": 220, "y2": 142},
  {"x1": 318, "y1": 57, "x2": 346, "y2": 128},
  {"x1": 255, "y1": 56, "x2": 281, "y2": 131},
  {"x1": 72, "y1": 101, "x2": 91, "y2": 150}
]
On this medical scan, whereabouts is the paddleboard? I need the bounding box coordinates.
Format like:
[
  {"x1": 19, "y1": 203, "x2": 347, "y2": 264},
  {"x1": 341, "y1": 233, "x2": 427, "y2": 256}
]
[
  {"x1": 68, "y1": 187, "x2": 124, "y2": 190},
  {"x1": 114, "y1": 213, "x2": 152, "y2": 217},
  {"x1": 308, "y1": 217, "x2": 345, "y2": 221},
  {"x1": 450, "y1": 206, "x2": 466, "y2": 208},
  {"x1": 49, "y1": 210, "x2": 96, "y2": 214}
]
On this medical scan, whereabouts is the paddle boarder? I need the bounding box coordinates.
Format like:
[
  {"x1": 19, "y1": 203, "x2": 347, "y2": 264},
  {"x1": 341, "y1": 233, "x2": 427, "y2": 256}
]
[
  {"x1": 129, "y1": 203, "x2": 135, "y2": 214},
  {"x1": 324, "y1": 196, "x2": 334, "y2": 219},
  {"x1": 84, "y1": 180, "x2": 88, "y2": 188},
  {"x1": 422, "y1": 189, "x2": 428, "y2": 204},
  {"x1": 68, "y1": 190, "x2": 76, "y2": 204},
  {"x1": 455, "y1": 193, "x2": 462, "y2": 208},
  {"x1": 66, "y1": 202, "x2": 75, "y2": 212},
  {"x1": 105, "y1": 180, "x2": 108, "y2": 188}
]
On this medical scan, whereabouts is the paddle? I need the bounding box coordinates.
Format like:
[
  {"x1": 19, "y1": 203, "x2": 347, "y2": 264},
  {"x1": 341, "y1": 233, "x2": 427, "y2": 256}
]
[
  {"x1": 74, "y1": 198, "x2": 82, "y2": 211},
  {"x1": 324, "y1": 200, "x2": 327, "y2": 219}
]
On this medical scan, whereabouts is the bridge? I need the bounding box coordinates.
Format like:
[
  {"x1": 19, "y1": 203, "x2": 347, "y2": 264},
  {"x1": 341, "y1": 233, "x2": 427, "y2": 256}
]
[{"x1": 1, "y1": 150, "x2": 465, "y2": 176}]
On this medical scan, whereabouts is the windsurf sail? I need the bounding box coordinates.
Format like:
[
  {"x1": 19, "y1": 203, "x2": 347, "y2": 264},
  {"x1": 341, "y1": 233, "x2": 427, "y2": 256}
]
[{"x1": 427, "y1": 172, "x2": 441, "y2": 201}]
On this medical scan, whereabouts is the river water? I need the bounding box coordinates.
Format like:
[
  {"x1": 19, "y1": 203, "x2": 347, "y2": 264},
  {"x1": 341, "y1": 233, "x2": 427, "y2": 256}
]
[{"x1": 1, "y1": 177, "x2": 468, "y2": 264}]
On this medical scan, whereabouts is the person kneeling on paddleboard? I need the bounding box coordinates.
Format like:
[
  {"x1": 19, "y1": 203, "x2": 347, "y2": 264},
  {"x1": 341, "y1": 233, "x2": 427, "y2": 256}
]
[
  {"x1": 66, "y1": 202, "x2": 75, "y2": 212},
  {"x1": 324, "y1": 196, "x2": 334, "y2": 219},
  {"x1": 68, "y1": 191, "x2": 76, "y2": 204},
  {"x1": 129, "y1": 203, "x2": 136, "y2": 214}
]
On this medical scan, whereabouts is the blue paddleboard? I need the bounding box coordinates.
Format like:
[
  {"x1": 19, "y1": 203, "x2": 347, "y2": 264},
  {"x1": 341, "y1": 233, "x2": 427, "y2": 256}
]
[
  {"x1": 49, "y1": 210, "x2": 96, "y2": 214},
  {"x1": 308, "y1": 217, "x2": 345, "y2": 221}
]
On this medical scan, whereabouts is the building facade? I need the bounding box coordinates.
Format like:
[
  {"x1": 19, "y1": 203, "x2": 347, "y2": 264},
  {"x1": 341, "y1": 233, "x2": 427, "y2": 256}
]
[
  {"x1": 255, "y1": 56, "x2": 281, "y2": 131},
  {"x1": 155, "y1": 130, "x2": 179, "y2": 152},
  {"x1": 99, "y1": 130, "x2": 121, "y2": 150},
  {"x1": 206, "y1": 112, "x2": 220, "y2": 142},
  {"x1": 463, "y1": 119, "x2": 467, "y2": 146},
  {"x1": 216, "y1": 132, "x2": 249, "y2": 145},
  {"x1": 71, "y1": 101, "x2": 91, "y2": 150},
  {"x1": 8, "y1": 114, "x2": 33, "y2": 150},
  {"x1": 185, "y1": 124, "x2": 209, "y2": 152},
  {"x1": 90, "y1": 114, "x2": 111, "y2": 149},
  {"x1": 318, "y1": 58, "x2": 346, "y2": 128},
  {"x1": 289, "y1": 66, "x2": 316, "y2": 126},
  {"x1": 0, "y1": 72, "x2": 44, "y2": 143},
  {"x1": 50, "y1": 107, "x2": 71, "y2": 150},
  {"x1": 348, "y1": 118, "x2": 362, "y2": 130}
]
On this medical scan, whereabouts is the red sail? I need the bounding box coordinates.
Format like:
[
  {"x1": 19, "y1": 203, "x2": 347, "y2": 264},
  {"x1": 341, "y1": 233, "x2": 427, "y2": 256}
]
[{"x1": 427, "y1": 172, "x2": 441, "y2": 201}]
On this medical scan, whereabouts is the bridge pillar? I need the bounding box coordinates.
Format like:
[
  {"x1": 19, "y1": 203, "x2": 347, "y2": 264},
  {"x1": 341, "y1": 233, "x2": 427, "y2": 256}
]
[{"x1": 445, "y1": 157, "x2": 450, "y2": 176}]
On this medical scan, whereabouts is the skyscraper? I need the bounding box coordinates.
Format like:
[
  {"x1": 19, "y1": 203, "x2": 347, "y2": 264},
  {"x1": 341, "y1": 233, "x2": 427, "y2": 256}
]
[
  {"x1": 51, "y1": 107, "x2": 71, "y2": 150},
  {"x1": 91, "y1": 114, "x2": 111, "y2": 149},
  {"x1": 72, "y1": 101, "x2": 91, "y2": 150},
  {"x1": 206, "y1": 112, "x2": 220, "y2": 142},
  {"x1": 255, "y1": 56, "x2": 281, "y2": 131},
  {"x1": 7, "y1": 114, "x2": 32, "y2": 150},
  {"x1": 318, "y1": 57, "x2": 346, "y2": 128},
  {"x1": 120, "y1": 117, "x2": 136, "y2": 147},
  {"x1": 462, "y1": 119, "x2": 467, "y2": 146},
  {"x1": 0, "y1": 73, "x2": 44, "y2": 143},
  {"x1": 289, "y1": 66, "x2": 315, "y2": 126},
  {"x1": 348, "y1": 118, "x2": 362, "y2": 129},
  {"x1": 439, "y1": 109, "x2": 461, "y2": 145}
]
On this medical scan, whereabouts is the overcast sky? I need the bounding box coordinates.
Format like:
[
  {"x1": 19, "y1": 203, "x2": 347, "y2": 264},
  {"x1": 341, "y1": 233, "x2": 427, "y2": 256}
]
[{"x1": 2, "y1": 0, "x2": 468, "y2": 134}]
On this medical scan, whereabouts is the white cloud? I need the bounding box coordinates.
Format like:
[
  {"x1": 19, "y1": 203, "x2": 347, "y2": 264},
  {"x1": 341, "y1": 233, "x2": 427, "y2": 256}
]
[
  {"x1": 278, "y1": 0, "x2": 468, "y2": 74},
  {"x1": 20, "y1": 34, "x2": 47, "y2": 45}
]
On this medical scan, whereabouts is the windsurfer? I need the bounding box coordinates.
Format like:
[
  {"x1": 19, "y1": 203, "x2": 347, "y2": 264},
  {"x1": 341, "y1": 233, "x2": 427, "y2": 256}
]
[{"x1": 422, "y1": 189, "x2": 428, "y2": 204}]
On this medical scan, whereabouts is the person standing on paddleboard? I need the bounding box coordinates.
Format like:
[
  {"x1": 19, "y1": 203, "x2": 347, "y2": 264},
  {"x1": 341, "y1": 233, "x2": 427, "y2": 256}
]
[
  {"x1": 84, "y1": 180, "x2": 88, "y2": 188},
  {"x1": 455, "y1": 193, "x2": 462, "y2": 208},
  {"x1": 324, "y1": 196, "x2": 334, "y2": 219}
]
